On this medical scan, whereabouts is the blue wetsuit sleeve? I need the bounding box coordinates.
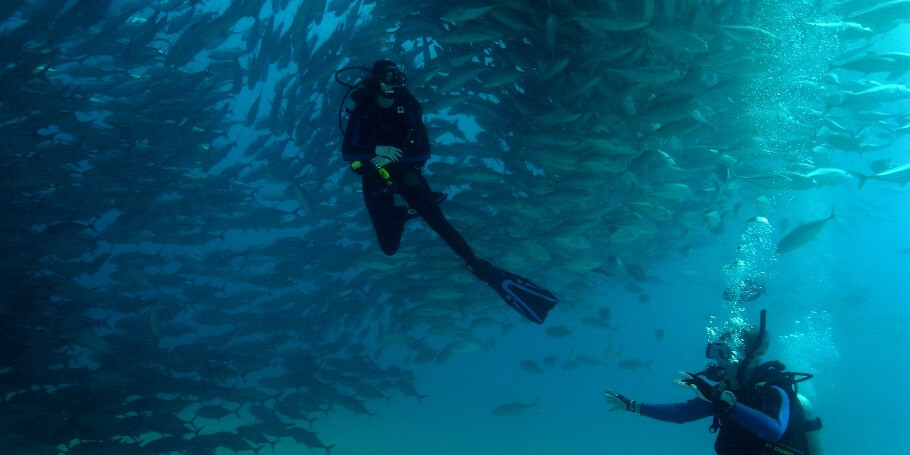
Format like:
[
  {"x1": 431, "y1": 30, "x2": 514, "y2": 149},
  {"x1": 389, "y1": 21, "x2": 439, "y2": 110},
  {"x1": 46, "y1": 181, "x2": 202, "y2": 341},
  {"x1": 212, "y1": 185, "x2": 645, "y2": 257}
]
[
  {"x1": 640, "y1": 398, "x2": 714, "y2": 423},
  {"x1": 728, "y1": 386, "x2": 790, "y2": 442}
]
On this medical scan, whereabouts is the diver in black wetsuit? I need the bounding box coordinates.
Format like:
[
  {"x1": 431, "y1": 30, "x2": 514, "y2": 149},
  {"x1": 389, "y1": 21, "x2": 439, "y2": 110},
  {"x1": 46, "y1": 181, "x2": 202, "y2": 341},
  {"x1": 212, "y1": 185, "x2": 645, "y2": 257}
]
[
  {"x1": 341, "y1": 60, "x2": 475, "y2": 264},
  {"x1": 338, "y1": 60, "x2": 557, "y2": 324}
]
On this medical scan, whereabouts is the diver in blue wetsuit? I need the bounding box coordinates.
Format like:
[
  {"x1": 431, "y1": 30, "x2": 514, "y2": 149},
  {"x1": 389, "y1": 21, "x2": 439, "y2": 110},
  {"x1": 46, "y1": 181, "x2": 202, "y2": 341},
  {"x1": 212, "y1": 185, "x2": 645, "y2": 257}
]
[
  {"x1": 604, "y1": 311, "x2": 825, "y2": 455},
  {"x1": 336, "y1": 60, "x2": 557, "y2": 324}
]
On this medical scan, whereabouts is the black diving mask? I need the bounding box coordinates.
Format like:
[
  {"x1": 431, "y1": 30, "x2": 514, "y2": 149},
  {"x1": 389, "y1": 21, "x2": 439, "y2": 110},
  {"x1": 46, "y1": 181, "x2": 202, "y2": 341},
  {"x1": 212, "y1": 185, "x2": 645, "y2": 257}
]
[
  {"x1": 701, "y1": 342, "x2": 732, "y2": 382},
  {"x1": 377, "y1": 66, "x2": 406, "y2": 87},
  {"x1": 706, "y1": 342, "x2": 733, "y2": 361}
]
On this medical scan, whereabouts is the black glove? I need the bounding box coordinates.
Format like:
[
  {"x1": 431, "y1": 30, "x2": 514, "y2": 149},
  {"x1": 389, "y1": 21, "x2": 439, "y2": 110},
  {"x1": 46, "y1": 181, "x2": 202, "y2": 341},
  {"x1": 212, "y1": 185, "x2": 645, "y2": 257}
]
[
  {"x1": 604, "y1": 389, "x2": 640, "y2": 413},
  {"x1": 675, "y1": 371, "x2": 736, "y2": 412},
  {"x1": 675, "y1": 371, "x2": 717, "y2": 401}
]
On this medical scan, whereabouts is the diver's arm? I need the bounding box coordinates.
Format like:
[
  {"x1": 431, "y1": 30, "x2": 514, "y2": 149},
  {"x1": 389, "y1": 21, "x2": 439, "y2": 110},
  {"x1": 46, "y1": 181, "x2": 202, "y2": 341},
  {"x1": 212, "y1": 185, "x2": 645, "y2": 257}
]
[
  {"x1": 401, "y1": 96, "x2": 430, "y2": 163},
  {"x1": 799, "y1": 394, "x2": 825, "y2": 455},
  {"x1": 639, "y1": 398, "x2": 714, "y2": 423},
  {"x1": 727, "y1": 386, "x2": 790, "y2": 442},
  {"x1": 342, "y1": 107, "x2": 374, "y2": 162}
]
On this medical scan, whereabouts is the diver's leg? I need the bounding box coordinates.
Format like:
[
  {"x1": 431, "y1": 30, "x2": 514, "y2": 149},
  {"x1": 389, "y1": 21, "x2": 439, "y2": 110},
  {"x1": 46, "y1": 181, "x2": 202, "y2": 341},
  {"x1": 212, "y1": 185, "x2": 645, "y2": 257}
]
[
  {"x1": 396, "y1": 167, "x2": 481, "y2": 267},
  {"x1": 362, "y1": 175, "x2": 406, "y2": 256}
]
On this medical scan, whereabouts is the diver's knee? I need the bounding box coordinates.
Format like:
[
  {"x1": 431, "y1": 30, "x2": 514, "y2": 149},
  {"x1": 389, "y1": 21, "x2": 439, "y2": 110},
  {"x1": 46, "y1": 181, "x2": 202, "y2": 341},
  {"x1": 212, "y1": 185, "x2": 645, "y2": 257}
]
[
  {"x1": 378, "y1": 231, "x2": 402, "y2": 255},
  {"x1": 380, "y1": 243, "x2": 399, "y2": 256}
]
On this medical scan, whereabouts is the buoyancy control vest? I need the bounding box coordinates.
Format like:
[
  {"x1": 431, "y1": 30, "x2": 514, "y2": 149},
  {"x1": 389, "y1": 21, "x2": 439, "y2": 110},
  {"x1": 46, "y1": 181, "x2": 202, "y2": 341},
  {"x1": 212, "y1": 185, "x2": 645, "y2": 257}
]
[{"x1": 712, "y1": 362, "x2": 821, "y2": 455}]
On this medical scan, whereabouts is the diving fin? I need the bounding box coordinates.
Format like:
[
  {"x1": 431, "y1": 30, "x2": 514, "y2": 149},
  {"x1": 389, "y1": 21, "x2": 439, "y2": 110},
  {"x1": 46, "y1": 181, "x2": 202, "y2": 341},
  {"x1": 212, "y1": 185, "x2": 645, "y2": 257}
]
[{"x1": 473, "y1": 260, "x2": 558, "y2": 324}]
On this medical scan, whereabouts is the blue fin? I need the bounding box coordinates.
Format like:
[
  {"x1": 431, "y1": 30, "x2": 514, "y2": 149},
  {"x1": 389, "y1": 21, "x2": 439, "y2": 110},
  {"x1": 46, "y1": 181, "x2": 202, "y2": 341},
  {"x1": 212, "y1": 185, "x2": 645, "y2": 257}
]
[{"x1": 475, "y1": 261, "x2": 557, "y2": 324}]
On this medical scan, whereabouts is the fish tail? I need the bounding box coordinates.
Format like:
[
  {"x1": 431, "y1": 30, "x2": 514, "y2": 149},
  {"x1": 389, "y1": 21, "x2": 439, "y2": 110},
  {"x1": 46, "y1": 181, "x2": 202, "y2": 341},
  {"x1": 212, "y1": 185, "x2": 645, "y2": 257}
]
[{"x1": 855, "y1": 172, "x2": 868, "y2": 189}]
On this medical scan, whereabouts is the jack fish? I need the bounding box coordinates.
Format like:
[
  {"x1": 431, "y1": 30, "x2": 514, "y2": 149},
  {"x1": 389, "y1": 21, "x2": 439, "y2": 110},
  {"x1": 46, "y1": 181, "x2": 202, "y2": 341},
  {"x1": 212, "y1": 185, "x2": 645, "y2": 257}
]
[{"x1": 777, "y1": 211, "x2": 837, "y2": 254}]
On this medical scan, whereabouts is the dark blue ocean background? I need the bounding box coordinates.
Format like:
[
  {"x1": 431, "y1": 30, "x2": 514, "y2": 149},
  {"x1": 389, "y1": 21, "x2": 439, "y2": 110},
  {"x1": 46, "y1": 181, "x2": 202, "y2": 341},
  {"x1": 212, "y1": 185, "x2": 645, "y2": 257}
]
[{"x1": 2, "y1": 0, "x2": 909, "y2": 454}]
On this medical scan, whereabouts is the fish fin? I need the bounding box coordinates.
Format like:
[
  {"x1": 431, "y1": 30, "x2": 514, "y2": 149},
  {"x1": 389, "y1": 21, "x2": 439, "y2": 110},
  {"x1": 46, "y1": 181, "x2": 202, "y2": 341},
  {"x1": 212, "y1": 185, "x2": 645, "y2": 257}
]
[{"x1": 852, "y1": 171, "x2": 868, "y2": 189}]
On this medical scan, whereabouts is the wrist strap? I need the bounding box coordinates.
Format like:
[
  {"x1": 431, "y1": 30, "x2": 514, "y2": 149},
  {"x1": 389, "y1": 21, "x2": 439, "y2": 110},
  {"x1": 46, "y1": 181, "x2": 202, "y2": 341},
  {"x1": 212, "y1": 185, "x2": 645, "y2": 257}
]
[{"x1": 715, "y1": 391, "x2": 736, "y2": 413}]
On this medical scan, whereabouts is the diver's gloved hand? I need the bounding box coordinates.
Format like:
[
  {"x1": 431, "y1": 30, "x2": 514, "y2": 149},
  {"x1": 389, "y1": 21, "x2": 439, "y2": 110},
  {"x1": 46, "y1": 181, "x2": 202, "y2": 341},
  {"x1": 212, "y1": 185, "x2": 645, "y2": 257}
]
[
  {"x1": 371, "y1": 146, "x2": 402, "y2": 168},
  {"x1": 675, "y1": 372, "x2": 736, "y2": 411},
  {"x1": 604, "y1": 389, "x2": 640, "y2": 413},
  {"x1": 675, "y1": 371, "x2": 717, "y2": 401}
]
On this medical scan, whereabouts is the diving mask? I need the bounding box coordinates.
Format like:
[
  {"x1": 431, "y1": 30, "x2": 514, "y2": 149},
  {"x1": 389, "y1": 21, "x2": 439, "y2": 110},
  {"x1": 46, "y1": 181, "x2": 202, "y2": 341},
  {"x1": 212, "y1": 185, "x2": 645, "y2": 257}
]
[
  {"x1": 377, "y1": 66, "x2": 406, "y2": 87},
  {"x1": 706, "y1": 342, "x2": 733, "y2": 361}
]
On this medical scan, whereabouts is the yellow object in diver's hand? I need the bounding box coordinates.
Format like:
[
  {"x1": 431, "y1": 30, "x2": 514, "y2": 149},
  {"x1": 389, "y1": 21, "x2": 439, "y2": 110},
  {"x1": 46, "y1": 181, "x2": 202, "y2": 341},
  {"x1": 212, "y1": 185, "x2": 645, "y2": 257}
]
[{"x1": 350, "y1": 161, "x2": 391, "y2": 182}]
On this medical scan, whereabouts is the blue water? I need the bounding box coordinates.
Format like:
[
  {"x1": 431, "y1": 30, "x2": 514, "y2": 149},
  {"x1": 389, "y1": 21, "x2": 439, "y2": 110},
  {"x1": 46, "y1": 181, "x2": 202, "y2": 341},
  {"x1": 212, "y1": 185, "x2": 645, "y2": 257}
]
[
  {"x1": 298, "y1": 184, "x2": 910, "y2": 455},
  {"x1": 3, "y1": 0, "x2": 909, "y2": 454},
  {"x1": 193, "y1": 184, "x2": 910, "y2": 455}
]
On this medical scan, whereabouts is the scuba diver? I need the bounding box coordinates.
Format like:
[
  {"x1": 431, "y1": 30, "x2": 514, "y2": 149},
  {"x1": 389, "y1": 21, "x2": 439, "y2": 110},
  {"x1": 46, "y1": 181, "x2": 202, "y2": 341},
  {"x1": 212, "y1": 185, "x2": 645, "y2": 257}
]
[
  {"x1": 336, "y1": 59, "x2": 557, "y2": 324},
  {"x1": 604, "y1": 310, "x2": 825, "y2": 455}
]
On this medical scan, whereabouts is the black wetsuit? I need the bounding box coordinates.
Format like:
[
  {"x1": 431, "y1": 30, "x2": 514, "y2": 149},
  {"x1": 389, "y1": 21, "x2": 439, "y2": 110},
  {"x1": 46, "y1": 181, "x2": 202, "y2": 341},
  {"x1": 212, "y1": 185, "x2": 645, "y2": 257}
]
[{"x1": 341, "y1": 87, "x2": 481, "y2": 268}]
